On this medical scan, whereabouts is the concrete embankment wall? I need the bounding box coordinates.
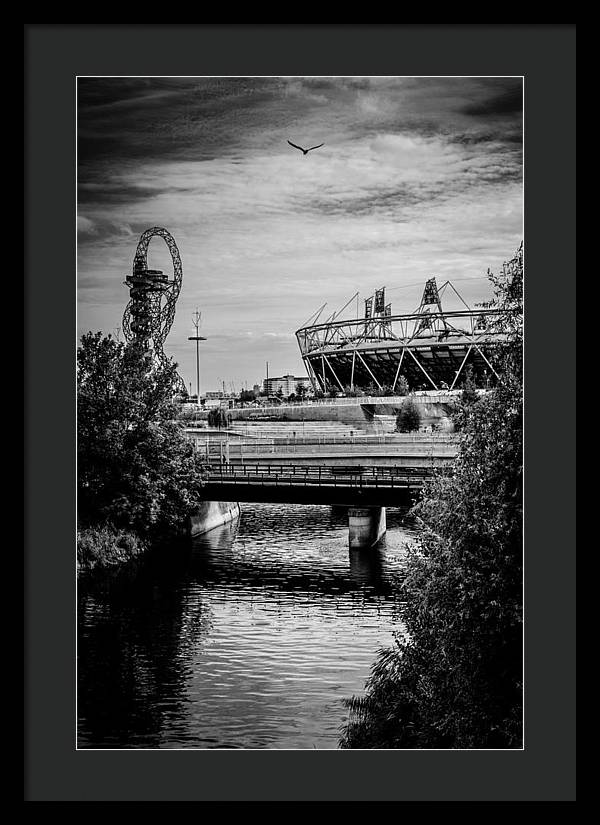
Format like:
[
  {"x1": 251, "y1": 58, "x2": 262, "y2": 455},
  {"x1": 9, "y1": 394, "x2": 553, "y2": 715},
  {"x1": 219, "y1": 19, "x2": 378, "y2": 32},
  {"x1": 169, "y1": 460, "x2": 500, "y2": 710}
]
[
  {"x1": 230, "y1": 404, "x2": 371, "y2": 426},
  {"x1": 190, "y1": 500, "x2": 240, "y2": 536},
  {"x1": 225, "y1": 396, "x2": 457, "y2": 430}
]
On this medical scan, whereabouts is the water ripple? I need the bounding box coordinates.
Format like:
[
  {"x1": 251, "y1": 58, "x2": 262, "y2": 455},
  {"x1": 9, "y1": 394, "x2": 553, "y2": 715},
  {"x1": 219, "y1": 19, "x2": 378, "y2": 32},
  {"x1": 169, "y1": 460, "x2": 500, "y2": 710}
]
[{"x1": 78, "y1": 503, "x2": 416, "y2": 749}]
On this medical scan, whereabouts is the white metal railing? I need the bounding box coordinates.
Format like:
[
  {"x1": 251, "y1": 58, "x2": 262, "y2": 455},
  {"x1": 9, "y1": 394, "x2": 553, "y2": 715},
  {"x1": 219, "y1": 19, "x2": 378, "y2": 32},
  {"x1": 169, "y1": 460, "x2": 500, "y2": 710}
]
[
  {"x1": 186, "y1": 428, "x2": 459, "y2": 443},
  {"x1": 189, "y1": 440, "x2": 459, "y2": 460},
  {"x1": 218, "y1": 444, "x2": 458, "y2": 456},
  {"x1": 227, "y1": 434, "x2": 457, "y2": 445}
]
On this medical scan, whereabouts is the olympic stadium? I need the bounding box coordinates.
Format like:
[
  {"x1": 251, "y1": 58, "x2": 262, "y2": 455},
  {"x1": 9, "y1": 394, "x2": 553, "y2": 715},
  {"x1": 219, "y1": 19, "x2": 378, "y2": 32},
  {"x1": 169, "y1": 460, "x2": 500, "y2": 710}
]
[{"x1": 295, "y1": 248, "x2": 522, "y2": 394}]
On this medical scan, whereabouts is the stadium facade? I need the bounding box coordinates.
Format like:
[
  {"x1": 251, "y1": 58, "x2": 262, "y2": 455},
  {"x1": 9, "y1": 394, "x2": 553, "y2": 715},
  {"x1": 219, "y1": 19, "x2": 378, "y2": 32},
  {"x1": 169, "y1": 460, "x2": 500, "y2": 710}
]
[{"x1": 295, "y1": 269, "x2": 519, "y2": 394}]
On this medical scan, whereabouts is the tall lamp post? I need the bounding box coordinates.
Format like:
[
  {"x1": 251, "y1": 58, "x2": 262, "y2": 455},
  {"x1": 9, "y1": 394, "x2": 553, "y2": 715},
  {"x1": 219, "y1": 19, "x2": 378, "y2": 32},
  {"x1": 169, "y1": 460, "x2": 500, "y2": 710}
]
[{"x1": 188, "y1": 308, "x2": 206, "y2": 407}]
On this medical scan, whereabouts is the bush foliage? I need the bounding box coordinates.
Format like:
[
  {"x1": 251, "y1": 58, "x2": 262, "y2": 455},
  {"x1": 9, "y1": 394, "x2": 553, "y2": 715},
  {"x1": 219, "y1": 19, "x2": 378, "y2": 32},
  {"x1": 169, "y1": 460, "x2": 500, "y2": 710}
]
[
  {"x1": 77, "y1": 525, "x2": 146, "y2": 571},
  {"x1": 395, "y1": 376, "x2": 410, "y2": 396},
  {"x1": 396, "y1": 398, "x2": 421, "y2": 432}
]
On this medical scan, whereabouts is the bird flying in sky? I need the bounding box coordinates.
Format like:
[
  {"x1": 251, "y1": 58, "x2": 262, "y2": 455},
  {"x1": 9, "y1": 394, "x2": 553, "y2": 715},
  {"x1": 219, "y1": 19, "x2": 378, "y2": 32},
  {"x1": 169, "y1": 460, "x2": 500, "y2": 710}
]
[{"x1": 287, "y1": 140, "x2": 324, "y2": 156}]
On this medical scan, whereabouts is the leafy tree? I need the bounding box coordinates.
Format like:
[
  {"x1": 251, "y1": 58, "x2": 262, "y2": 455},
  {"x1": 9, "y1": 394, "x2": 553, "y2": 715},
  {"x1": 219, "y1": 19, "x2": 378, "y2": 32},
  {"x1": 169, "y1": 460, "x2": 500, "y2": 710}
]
[
  {"x1": 239, "y1": 389, "x2": 256, "y2": 405},
  {"x1": 295, "y1": 382, "x2": 307, "y2": 400},
  {"x1": 396, "y1": 398, "x2": 421, "y2": 432},
  {"x1": 395, "y1": 376, "x2": 409, "y2": 396},
  {"x1": 372, "y1": 384, "x2": 396, "y2": 397},
  {"x1": 77, "y1": 333, "x2": 203, "y2": 540},
  {"x1": 341, "y1": 243, "x2": 523, "y2": 749},
  {"x1": 479, "y1": 241, "x2": 523, "y2": 382},
  {"x1": 460, "y1": 366, "x2": 480, "y2": 406}
]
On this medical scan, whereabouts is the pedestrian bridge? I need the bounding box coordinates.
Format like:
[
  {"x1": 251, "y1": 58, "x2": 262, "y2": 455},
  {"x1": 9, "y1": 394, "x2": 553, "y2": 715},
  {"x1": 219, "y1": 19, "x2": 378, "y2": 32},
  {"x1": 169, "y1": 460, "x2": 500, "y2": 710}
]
[
  {"x1": 192, "y1": 426, "x2": 457, "y2": 549},
  {"x1": 201, "y1": 463, "x2": 438, "y2": 508}
]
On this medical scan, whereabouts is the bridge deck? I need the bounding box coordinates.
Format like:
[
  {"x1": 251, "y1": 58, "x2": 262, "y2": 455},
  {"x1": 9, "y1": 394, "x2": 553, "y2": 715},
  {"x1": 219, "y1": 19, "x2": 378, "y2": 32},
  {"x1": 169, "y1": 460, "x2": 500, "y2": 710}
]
[{"x1": 201, "y1": 464, "x2": 442, "y2": 507}]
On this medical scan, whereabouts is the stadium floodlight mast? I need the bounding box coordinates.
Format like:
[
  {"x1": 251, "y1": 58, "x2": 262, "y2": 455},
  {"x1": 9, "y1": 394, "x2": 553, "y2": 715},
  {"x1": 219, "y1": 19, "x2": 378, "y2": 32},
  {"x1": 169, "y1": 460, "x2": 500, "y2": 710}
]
[{"x1": 188, "y1": 308, "x2": 206, "y2": 406}]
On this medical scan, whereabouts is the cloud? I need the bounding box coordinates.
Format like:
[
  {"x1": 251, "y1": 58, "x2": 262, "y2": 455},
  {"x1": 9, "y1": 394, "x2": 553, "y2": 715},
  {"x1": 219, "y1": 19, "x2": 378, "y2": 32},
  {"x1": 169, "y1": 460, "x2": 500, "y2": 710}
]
[
  {"x1": 77, "y1": 215, "x2": 96, "y2": 235},
  {"x1": 77, "y1": 77, "x2": 523, "y2": 391},
  {"x1": 461, "y1": 83, "x2": 523, "y2": 117},
  {"x1": 77, "y1": 214, "x2": 136, "y2": 244}
]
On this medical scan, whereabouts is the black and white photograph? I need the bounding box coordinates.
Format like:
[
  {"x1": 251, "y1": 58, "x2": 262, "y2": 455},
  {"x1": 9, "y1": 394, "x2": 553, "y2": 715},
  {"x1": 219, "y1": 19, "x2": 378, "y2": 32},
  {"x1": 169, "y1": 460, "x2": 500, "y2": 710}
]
[{"x1": 76, "y1": 75, "x2": 524, "y2": 751}]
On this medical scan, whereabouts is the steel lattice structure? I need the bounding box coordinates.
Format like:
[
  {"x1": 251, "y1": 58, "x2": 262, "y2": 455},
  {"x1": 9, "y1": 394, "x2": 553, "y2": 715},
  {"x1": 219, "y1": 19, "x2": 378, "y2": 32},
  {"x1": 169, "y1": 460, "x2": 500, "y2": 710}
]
[
  {"x1": 122, "y1": 227, "x2": 186, "y2": 393},
  {"x1": 296, "y1": 269, "x2": 521, "y2": 394}
]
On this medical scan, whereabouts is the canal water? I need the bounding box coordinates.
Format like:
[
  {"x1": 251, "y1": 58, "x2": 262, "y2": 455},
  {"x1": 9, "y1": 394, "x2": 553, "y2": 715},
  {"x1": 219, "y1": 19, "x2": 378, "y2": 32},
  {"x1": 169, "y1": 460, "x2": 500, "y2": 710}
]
[{"x1": 77, "y1": 503, "x2": 417, "y2": 750}]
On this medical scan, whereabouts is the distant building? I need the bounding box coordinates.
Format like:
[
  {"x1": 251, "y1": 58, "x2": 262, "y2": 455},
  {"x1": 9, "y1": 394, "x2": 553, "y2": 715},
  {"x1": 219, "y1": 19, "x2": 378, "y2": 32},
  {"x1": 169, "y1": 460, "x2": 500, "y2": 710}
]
[
  {"x1": 203, "y1": 390, "x2": 239, "y2": 409},
  {"x1": 180, "y1": 401, "x2": 200, "y2": 413},
  {"x1": 263, "y1": 374, "x2": 311, "y2": 398}
]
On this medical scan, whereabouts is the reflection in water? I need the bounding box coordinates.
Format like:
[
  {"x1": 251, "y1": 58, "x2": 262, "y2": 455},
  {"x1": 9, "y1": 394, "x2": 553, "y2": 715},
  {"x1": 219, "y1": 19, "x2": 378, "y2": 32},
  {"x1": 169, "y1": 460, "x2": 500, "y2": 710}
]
[
  {"x1": 348, "y1": 545, "x2": 385, "y2": 588},
  {"x1": 78, "y1": 503, "x2": 417, "y2": 749}
]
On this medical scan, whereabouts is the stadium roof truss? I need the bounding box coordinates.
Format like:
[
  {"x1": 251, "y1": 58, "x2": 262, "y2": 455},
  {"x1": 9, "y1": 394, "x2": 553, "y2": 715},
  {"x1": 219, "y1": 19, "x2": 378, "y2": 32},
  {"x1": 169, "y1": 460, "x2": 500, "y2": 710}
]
[{"x1": 295, "y1": 278, "x2": 515, "y2": 393}]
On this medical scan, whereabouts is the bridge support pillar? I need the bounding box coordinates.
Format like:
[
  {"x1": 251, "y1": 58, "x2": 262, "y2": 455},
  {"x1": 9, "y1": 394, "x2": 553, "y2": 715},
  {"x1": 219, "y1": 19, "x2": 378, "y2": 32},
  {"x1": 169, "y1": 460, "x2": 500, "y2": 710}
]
[{"x1": 348, "y1": 507, "x2": 386, "y2": 550}]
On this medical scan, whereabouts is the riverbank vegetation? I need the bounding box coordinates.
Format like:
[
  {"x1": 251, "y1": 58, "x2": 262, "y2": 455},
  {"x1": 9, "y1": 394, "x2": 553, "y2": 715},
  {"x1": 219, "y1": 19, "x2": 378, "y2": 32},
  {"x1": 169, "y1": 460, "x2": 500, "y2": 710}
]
[
  {"x1": 77, "y1": 525, "x2": 146, "y2": 572},
  {"x1": 77, "y1": 333, "x2": 203, "y2": 571},
  {"x1": 341, "y1": 244, "x2": 523, "y2": 749}
]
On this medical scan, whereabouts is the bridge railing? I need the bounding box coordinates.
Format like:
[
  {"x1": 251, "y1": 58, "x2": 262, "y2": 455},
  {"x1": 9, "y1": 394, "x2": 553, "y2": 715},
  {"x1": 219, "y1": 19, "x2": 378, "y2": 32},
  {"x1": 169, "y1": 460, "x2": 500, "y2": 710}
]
[
  {"x1": 202, "y1": 463, "x2": 444, "y2": 488},
  {"x1": 205, "y1": 462, "x2": 435, "y2": 474},
  {"x1": 188, "y1": 434, "x2": 460, "y2": 452}
]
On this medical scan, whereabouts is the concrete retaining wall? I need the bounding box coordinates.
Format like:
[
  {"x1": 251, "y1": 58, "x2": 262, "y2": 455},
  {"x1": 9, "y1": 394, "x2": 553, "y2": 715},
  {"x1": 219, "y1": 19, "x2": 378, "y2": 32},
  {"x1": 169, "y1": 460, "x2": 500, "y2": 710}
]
[
  {"x1": 190, "y1": 500, "x2": 240, "y2": 537},
  {"x1": 225, "y1": 397, "x2": 457, "y2": 430}
]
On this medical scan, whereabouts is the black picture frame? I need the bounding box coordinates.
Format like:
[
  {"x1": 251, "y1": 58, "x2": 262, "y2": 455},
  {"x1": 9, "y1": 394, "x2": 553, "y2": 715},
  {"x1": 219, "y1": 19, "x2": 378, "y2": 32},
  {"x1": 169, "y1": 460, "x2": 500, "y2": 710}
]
[{"x1": 25, "y1": 23, "x2": 576, "y2": 802}]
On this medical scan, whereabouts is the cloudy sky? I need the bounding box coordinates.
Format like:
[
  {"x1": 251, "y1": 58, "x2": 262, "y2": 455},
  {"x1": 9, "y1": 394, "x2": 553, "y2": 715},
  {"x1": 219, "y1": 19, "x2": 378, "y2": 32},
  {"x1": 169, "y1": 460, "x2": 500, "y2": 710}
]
[{"x1": 77, "y1": 76, "x2": 523, "y2": 393}]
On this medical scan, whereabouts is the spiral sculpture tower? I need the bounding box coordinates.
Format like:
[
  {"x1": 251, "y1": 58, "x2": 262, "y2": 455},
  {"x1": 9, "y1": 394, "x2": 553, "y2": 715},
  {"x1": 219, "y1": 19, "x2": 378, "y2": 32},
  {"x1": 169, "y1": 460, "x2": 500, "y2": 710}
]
[{"x1": 122, "y1": 226, "x2": 186, "y2": 393}]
